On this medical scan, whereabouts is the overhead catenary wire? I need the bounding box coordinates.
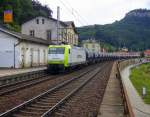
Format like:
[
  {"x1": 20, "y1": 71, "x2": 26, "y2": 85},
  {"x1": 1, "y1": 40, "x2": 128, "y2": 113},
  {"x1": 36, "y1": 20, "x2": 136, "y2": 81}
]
[
  {"x1": 58, "y1": 0, "x2": 96, "y2": 40},
  {"x1": 57, "y1": 0, "x2": 89, "y2": 26},
  {"x1": 61, "y1": 0, "x2": 89, "y2": 25},
  {"x1": 57, "y1": 0, "x2": 94, "y2": 42}
]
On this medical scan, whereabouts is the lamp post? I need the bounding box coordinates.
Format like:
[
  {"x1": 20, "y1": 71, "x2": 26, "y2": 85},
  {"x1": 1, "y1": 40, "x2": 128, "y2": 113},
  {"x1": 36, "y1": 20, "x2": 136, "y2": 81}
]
[
  {"x1": 14, "y1": 41, "x2": 21, "y2": 68},
  {"x1": 57, "y1": 6, "x2": 60, "y2": 44},
  {"x1": 142, "y1": 86, "x2": 146, "y2": 98}
]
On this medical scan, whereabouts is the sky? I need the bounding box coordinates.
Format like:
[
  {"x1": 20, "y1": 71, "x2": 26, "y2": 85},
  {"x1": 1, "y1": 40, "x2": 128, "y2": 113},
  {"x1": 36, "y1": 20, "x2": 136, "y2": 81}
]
[{"x1": 39, "y1": 0, "x2": 150, "y2": 27}]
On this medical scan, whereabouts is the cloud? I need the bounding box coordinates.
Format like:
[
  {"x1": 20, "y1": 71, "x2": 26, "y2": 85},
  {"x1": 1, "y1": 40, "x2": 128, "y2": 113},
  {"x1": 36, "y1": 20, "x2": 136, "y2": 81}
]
[{"x1": 39, "y1": 0, "x2": 150, "y2": 26}]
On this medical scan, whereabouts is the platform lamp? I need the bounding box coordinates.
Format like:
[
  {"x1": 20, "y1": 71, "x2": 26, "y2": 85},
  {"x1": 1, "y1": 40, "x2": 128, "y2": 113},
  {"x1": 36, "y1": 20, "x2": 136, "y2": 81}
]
[{"x1": 142, "y1": 86, "x2": 147, "y2": 98}]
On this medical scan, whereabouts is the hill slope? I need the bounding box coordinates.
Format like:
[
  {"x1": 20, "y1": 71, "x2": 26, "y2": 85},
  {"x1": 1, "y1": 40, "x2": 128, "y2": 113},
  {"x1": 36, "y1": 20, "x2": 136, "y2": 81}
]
[
  {"x1": 77, "y1": 9, "x2": 150, "y2": 51},
  {"x1": 0, "y1": 0, "x2": 52, "y2": 32}
]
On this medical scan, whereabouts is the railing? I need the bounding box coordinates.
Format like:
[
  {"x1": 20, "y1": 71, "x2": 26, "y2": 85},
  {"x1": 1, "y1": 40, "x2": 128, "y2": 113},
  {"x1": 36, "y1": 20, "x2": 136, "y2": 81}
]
[{"x1": 117, "y1": 61, "x2": 135, "y2": 117}]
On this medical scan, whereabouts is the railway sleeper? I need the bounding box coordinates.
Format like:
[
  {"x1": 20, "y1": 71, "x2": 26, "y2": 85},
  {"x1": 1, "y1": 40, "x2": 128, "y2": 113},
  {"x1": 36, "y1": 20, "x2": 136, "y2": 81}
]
[
  {"x1": 13, "y1": 113, "x2": 33, "y2": 117},
  {"x1": 26, "y1": 107, "x2": 48, "y2": 111},
  {"x1": 57, "y1": 108, "x2": 67, "y2": 112},
  {"x1": 16, "y1": 110, "x2": 42, "y2": 116},
  {"x1": 50, "y1": 95, "x2": 66, "y2": 98},
  {"x1": 53, "y1": 110, "x2": 71, "y2": 117},
  {"x1": 51, "y1": 109, "x2": 67, "y2": 115},
  {"x1": 31, "y1": 104, "x2": 53, "y2": 108},
  {"x1": 54, "y1": 112, "x2": 66, "y2": 117},
  {"x1": 36, "y1": 101, "x2": 53, "y2": 105},
  {"x1": 46, "y1": 95, "x2": 64, "y2": 98},
  {"x1": 40, "y1": 99, "x2": 59, "y2": 103},
  {"x1": 48, "y1": 92, "x2": 66, "y2": 96},
  {"x1": 45, "y1": 97, "x2": 64, "y2": 101},
  {"x1": 60, "y1": 105, "x2": 72, "y2": 110}
]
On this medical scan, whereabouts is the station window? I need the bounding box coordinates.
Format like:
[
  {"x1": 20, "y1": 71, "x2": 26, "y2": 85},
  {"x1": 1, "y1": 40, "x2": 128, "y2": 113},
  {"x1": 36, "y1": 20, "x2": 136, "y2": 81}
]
[
  {"x1": 42, "y1": 19, "x2": 45, "y2": 24},
  {"x1": 92, "y1": 44, "x2": 95, "y2": 48},
  {"x1": 36, "y1": 19, "x2": 39, "y2": 24},
  {"x1": 47, "y1": 30, "x2": 52, "y2": 41},
  {"x1": 30, "y1": 30, "x2": 35, "y2": 37}
]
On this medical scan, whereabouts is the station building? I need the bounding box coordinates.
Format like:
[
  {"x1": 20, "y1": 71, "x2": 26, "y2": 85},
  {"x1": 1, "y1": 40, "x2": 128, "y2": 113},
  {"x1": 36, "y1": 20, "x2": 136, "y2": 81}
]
[
  {"x1": 21, "y1": 16, "x2": 78, "y2": 46},
  {"x1": 0, "y1": 27, "x2": 48, "y2": 68},
  {"x1": 0, "y1": 17, "x2": 78, "y2": 68}
]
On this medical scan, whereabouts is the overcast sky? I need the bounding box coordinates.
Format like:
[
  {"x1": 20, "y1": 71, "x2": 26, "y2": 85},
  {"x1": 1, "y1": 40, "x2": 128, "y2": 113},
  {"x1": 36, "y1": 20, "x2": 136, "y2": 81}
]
[{"x1": 39, "y1": 0, "x2": 150, "y2": 27}]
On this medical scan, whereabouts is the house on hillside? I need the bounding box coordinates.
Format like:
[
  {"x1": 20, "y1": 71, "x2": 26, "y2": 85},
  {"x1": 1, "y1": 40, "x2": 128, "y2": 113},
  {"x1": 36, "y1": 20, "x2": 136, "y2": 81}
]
[
  {"x1": 0, "y1": 27, "x2": 48, "y2": 68},
  {"x1": 82, "y1": 39, "x2": 101, "y2": 53},
  {"x1": 144, "y1": 50, "x2": 150, "y2": 57},
  {"x1": 21, "y1": 16, "x2": 78, "y2": 46}
]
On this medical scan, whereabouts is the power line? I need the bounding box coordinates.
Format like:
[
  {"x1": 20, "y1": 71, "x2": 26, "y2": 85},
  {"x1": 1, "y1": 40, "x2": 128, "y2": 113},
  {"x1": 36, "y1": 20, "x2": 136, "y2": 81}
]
[
  {"x1": 63, "y1": 0, "x2": 89, "y2": 25},
  {"x1": 57, "y1": 0, "x2": 85, "y2": 25},
  {"x1": 57, "y1": 0, "x2": 88, "y2": 26}
]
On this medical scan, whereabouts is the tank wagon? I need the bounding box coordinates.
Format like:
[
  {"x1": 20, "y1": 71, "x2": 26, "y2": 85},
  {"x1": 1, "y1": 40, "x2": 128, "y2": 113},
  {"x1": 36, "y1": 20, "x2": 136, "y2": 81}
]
[{"x1": 48, "y1": 45, "x2": 86, "y2": 72}]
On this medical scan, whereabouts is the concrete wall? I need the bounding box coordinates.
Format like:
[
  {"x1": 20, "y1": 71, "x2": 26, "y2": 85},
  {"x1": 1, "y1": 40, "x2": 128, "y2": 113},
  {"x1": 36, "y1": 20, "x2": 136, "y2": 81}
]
[{"x1": 118, "y1": 59, "x2": 140, "y2": 71}]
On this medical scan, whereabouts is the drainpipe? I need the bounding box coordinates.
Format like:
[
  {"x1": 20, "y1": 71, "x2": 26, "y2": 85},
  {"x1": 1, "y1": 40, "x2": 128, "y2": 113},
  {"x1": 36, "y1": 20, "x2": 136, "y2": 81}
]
[{"x1": 14, "y1": 41, "x2": 21, "y2": 68}]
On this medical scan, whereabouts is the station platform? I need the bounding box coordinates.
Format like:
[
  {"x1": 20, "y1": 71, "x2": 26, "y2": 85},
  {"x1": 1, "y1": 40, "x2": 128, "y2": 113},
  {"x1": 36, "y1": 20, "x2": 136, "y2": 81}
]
[
  {"x1": 97, "y1": 62, "x2": 124, "y2": 117},
  {"x1": 0, "y1": 66, "x2": 47, "y2": 78}
]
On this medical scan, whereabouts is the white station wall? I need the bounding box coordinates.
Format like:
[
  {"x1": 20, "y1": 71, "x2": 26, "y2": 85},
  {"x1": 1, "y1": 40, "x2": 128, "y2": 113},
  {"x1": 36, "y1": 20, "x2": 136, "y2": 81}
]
[
  {"x1": 0, "y1": 32, "x2": 20, "y2": 68},
  {"x1": 0, "y1": 31, "x2": 48, "y2": 68}
]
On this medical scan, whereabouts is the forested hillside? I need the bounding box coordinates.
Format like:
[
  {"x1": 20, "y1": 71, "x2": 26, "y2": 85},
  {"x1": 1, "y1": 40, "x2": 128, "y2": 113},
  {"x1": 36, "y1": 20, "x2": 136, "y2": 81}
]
[
  {"x1": 77, "y1": 9, "x2": 150, "y2": 51},
  {"x1": 0, "y1": 0, "x2": 52, "y2": 31}
]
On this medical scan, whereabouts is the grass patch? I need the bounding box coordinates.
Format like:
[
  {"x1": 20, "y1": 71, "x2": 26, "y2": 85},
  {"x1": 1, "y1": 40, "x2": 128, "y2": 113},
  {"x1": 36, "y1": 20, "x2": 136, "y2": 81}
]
[{"x1": 130, "y1": 63, "x2": 150, "y2": 104}]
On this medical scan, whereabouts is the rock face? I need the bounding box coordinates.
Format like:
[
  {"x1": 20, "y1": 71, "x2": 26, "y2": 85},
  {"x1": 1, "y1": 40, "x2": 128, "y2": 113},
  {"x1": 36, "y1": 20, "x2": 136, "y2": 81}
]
[{"x1": 126, "y1": 9, "x2": 150, "y2": 18}]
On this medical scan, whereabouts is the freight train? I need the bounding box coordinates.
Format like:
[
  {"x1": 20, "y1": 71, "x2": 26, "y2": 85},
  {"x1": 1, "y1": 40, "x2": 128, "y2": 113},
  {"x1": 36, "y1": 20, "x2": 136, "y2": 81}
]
[{"x1": 47, "y1": 44, "x2": 140, "y2": 72}]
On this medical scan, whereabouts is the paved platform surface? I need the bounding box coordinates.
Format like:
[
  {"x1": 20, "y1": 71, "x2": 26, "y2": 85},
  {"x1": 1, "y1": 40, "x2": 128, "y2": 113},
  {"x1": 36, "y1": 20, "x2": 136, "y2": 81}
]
[
  {"x1": 121, "y1": 64, "x2": 150, "y2": 117},
  {"x1": 97, "y1": 62, "x2": 125, "y2": 117},
  {"x1": 0, "y1": 66, "x2": 47, "y2": 77}
]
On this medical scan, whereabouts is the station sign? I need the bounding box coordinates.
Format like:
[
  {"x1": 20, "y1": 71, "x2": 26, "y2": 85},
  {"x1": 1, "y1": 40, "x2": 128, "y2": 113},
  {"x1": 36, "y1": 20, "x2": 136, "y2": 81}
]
[{"x1": 4, "y1": 10, "x2": 13, "y2": 23}]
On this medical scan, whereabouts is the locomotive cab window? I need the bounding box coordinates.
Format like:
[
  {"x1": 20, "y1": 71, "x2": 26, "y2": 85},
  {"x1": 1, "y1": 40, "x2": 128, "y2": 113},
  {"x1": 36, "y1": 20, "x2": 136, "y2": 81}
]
[
  {"x1": 68, "y1": 49, "x2": 70, "y2": 54},
  {"x1": 49, "y1": 47, "x2": 65, "y2": 54}
]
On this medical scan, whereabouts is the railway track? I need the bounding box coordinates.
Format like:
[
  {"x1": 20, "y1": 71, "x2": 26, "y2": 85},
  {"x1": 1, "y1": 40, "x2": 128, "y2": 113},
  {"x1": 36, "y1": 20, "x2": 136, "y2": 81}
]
[
  {"x1": 0, "y1": 63, "x2": 102, "y2": 114},
  {"x1": 52, "y1": 62, "x2": 113, "y2": 117},
  {"x1": 0, "y1": 64, "x2": 98, "y2": 96},
  {"x1": 0, "y1": 74, "x2": 56, "y2": 96},
  {"x1": 0, "y1": 62, "x2": 109, "y2": 117}
]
